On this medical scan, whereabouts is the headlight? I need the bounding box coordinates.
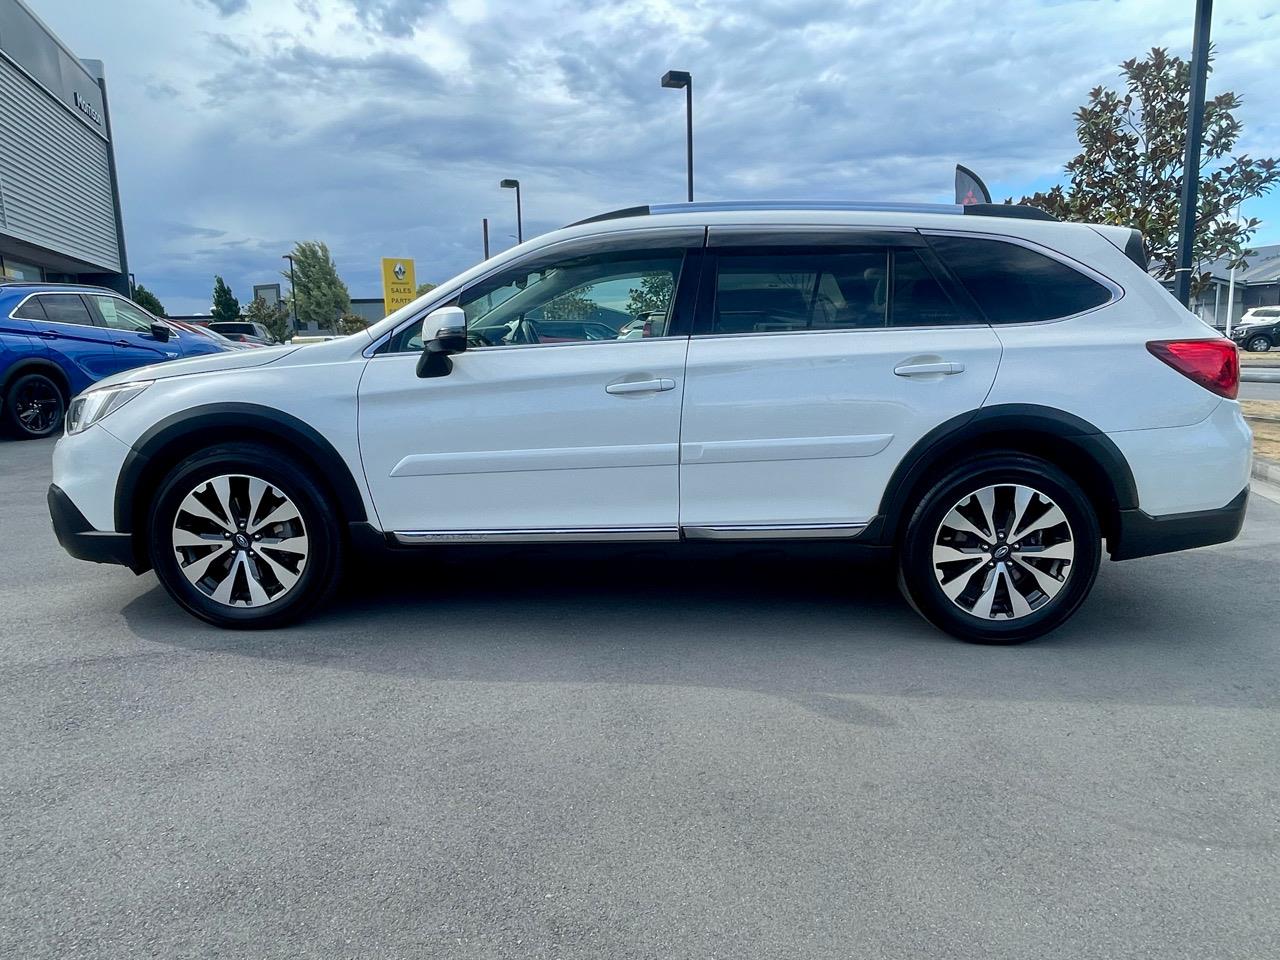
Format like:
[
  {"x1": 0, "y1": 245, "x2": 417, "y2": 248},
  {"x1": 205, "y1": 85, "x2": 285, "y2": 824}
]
[{"x1": 66, "y1": 381, "x2": 151, "y2": 435}]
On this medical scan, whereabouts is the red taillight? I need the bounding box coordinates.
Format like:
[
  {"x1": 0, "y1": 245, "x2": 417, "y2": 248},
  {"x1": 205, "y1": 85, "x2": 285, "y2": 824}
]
[{"x1": 1146, "y1": 339, "x2": 1239, "y2": 399}]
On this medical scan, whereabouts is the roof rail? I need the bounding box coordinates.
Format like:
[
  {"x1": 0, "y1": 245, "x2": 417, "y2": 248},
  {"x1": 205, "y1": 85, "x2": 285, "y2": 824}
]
[{"x1": 567, "y1": 199, "x2": 1056, "y2": 228}]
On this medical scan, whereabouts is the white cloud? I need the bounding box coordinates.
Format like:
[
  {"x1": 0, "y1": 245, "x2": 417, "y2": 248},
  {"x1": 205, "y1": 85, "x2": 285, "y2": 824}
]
[{"x1": 29, "y1": 0, "x2": 1280, "y2": 313}]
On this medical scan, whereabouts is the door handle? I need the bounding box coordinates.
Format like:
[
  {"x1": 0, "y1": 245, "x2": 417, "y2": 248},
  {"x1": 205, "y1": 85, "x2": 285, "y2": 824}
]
[
  {"x1": 38, "y1": 330, "x2": 59, "y2": 340},
  {"x1": 606, "y1": 378, "x2": 676, "y2": 395},
  {"x1": 114, "y1": 339, "x2": 132, "y2": 347},
  {"x1": 894, "y1": 361, "x2": 965, "y2": 377}
]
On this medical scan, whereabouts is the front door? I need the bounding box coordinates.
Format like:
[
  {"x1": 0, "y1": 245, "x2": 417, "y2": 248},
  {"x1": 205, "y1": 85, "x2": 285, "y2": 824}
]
[
  {"x1": 84, "y1": 294, "x2": 181, "y2": 368},
  {"x1": 678, "y1": 228, "x2": 1003, "y2": 536},
  {"x1": 358, "y1": 231, "x2": 702, "y2": 538}
]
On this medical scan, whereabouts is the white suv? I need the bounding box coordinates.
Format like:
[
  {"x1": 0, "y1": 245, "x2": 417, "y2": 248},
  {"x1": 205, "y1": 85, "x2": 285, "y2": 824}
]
[{"x1": 48, "y1": 201, "x2": 1252, "y2": 643}]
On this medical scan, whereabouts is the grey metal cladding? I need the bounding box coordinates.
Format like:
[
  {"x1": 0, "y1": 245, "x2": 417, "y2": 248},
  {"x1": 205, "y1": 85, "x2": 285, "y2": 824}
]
[
  {"x1": 0, "y1": 0, "x2": 108, "y2": 131},
  {"x1": 0, "y1": 56, "x2": 120, "y2": 271}
]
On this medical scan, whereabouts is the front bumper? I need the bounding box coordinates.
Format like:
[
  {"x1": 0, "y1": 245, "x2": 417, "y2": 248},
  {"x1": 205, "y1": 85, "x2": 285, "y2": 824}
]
[
  {"x1": 1110, "y1": 486, "x2": 1249, "y2": 561},
  {"x1": 48, "y1": 484, "x2": 145, "y2": 572}
]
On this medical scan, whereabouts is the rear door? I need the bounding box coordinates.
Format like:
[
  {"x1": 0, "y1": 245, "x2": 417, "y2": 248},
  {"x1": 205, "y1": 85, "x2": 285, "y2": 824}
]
[
  {"x1": 678, "y1": 227, "x2": 1002, "y2": 536},
  {"x1": 18, "y1": 293, "x2": 123, "y2": 382}
]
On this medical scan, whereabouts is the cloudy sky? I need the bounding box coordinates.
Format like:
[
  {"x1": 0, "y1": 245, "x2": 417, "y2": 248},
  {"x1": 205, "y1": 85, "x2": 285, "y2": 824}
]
[{"x1": 32, "y1": 0, "x2": 1280, "y2": 314}]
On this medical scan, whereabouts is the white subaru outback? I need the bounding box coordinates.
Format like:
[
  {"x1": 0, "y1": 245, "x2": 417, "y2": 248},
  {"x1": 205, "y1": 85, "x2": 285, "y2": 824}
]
[{"x1": 48, "y1": 201, "x2": 1251, "y2": 643}]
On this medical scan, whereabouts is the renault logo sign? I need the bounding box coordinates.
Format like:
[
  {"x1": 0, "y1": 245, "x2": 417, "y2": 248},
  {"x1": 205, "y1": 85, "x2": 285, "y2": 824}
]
[{"x1": 380, "y1": 257, "x2": 417, "y2": 314}]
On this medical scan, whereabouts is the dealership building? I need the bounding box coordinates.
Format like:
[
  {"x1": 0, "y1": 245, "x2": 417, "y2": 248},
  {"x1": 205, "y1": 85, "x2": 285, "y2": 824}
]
[{"x1": 0, "y1": 0, "x2": 128, "y2": 292}]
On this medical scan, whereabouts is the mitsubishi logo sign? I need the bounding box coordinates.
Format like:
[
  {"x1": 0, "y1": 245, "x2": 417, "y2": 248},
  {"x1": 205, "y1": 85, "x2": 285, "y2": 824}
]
[{"x1": 393, "y1": 262, "x2": 406, "y2": 281}]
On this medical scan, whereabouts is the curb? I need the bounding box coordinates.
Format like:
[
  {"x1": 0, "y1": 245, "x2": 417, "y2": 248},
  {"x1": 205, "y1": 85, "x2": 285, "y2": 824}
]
[
  {"x1": 1241, "y1": 368, "x2": 1280, "y2": 383},
  {"x1": 1254, "y1": 456, "x2": 1280, "y2": 489}
]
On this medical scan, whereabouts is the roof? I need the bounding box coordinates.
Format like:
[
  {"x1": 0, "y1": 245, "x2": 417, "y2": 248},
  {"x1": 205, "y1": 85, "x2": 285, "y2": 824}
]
[
  {"x1": 1197, "y1": 244, "x2": 1280, "y2": 285},
  {"x1": 0, "y1": 280, "x2": 118, "y2": 295},
  {"x1": 566, "y1": 200, "x2": 1056, "y2": 228}
]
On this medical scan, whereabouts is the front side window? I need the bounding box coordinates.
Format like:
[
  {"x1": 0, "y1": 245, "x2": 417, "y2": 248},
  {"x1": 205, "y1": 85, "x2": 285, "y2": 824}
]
[
  {"x1": 709, "y1": 247, "x2": 970, "y2": 334},
  {"x1": 386, "y1": 249, "x2": 686, "y2": 353},
  {"x1": 37, "y1": 295, "x2": 95, "y2": 327},
  {"x1": 927, "y1": 235, "x2": 1112, "y2": 323},
  {"x1": 90, "y1": 296, "x2": 152, "y2": 331}
]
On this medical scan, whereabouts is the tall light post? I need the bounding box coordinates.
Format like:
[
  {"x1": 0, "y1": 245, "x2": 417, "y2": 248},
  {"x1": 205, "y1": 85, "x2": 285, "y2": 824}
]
[
  {"x1": 500, "y1": 179, "x2": 522, "y2": 243},
  {"x1": 661, "y1": 70, "x2": 693, "y2": 202},
  {"x1": 1172, "y1": 0, "x2": 1213, "y2": 307},
  {"x1": 281, "y1": 253, "x2": 300, "y2": 331}
]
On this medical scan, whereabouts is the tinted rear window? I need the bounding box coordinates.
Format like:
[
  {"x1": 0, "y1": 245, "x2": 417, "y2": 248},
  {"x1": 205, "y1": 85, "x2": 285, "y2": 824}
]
[
  {"x1": 928, "y1": 236, "x2": 1112, "y2": 324},
  {"x1": 11, "y1": 297, "x2": 47, "y2": 321},
  {"x1": 39, "y1": 294, "x2": 96, "y2": 327}
]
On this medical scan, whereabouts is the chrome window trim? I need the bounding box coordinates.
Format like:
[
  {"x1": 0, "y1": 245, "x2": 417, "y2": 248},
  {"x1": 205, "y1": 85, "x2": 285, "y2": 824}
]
[
  {"x1": 367, "y1": 335, "x2": 682, "y2": 359},
  {"x1": 363, "y1": 226, "x2": 704, "y2": 358},
  {"x1": 690, "y1": 323, "x2": 991, "y2": 341},
  {"x1": 6, "y1": 291, "x2": 96, "y2": 327}
]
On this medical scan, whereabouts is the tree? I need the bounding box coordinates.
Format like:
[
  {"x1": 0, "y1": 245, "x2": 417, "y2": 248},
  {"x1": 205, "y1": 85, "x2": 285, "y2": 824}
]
[
  {"x1": 245, "y1": 296, "x2": 292, "y2": 344},
  {"x1": 211, "y1": 275, "x2": 241, "y2": 324},
  {"x1": 543, "y1": 290, "x2": 597, "y2": 321},
  {"x1": 131, "y1": 283, "x2": 166, "y2": 317},
  {"x1": 625, "y1": 273, "x2": 674, "y2": 317},
  {"x1": 336, "y1": 313, "x2": 370, "y2": 336},
  {"x1": 415, "y1": 281, "x2": 437, "y2": 297},
  {"x1": 1019, "y1": 47, "x2": 1278, "y2": 295},
  {"x1": 283, "y1": 241, "x2": 350, "y2": 330}
]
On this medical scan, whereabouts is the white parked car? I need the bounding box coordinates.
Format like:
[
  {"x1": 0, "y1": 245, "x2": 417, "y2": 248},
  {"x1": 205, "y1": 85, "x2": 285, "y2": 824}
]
[{"x1": 49, "y1": 201, "x2": 1251, "y2": 643}]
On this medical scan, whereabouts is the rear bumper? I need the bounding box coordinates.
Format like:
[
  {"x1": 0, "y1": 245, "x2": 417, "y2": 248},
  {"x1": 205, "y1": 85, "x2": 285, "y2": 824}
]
[
  {"x1": 1110, "y1": 486, "x2": 1249, "y2": 561},
  {"x1": 48, "y1": 484, "x2": 144, "y2": 572}
]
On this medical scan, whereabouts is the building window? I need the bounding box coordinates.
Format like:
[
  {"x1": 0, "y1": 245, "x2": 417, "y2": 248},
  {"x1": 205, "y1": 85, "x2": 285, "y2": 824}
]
[{"x1": 1, "y1": 257, "x2": 43, "y2": 282}]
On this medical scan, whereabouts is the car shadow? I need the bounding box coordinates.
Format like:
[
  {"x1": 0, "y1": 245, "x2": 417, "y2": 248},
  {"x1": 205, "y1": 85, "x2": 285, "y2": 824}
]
[{"x1": 119, "y1": 535, "x2": 1280, "y2": 717}]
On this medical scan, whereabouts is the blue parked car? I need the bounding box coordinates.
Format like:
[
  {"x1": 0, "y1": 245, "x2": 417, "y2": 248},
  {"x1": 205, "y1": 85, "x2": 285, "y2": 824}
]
[{"x1": 0, "y1": 282, "x2": 231, "y2": 440}]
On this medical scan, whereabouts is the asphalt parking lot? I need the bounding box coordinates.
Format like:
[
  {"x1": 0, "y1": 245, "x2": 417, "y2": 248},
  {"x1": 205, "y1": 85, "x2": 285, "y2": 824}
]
[{"x1": 2, "y1": 435, "x2": 1278, "y2": 959}]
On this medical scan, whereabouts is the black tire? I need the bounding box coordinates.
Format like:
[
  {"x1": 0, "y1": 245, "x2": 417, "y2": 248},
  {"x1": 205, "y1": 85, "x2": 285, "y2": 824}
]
[
  {"x1": 897, "y1": 453, "x2": 1101, "y2": 644},
  {"x1": 2, "y1": 371, "x2": 66, "y2": 439},
  {"x1": 1246, "y1": 336, "x2": 1271, "y2": 353},
  {"x1": 147, "y1": 442, "x2": 343, "y2": 628}
]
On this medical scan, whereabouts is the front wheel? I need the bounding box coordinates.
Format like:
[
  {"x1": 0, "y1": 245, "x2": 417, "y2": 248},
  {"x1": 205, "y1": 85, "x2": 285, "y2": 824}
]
[
  {"x1": 898, "y1": 454, "x2": 1101, "y2": 644},
  {"x1": 1246, "y1": 336, "x2": 1271, "y2": 353},
  {"x1": 2, "y1": 372, "x2": 65, "y2": 439},
  {"x1": 148, "y1": 444, "x2": 343, "y2": 628}
]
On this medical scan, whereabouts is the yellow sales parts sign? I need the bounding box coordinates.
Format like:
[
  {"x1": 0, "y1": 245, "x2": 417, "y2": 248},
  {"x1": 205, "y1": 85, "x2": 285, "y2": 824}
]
[{"x1": 380, "y1": 257, "x2": 417, "y2": 314}]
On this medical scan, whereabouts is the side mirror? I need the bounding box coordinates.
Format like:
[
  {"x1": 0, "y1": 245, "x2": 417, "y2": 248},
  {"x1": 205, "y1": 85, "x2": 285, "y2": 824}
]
[
  {"x1": 150, "y1": 321, "x2": 172, "y2": 342},
  {"x1": 417, "y1": 306, "x2": 467, "y2": 379}
]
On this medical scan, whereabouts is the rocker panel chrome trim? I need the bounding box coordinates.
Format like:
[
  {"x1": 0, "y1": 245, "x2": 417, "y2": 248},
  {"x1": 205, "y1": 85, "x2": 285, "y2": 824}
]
[
  {"x1": 392, "y1": 526, "x2": 679, "y2": 544},
  {"x1": 681, "y1": 522, "x2": 870, "y2": 540}
]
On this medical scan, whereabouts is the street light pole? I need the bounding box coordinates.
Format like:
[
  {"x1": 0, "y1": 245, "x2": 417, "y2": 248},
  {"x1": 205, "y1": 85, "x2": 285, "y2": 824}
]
[
  {"x1": 500, "y1": 179, "x2": 522, "y2": 243},
  {"x1": 281, "y1": 254, "x2": 300, "y2": 331},
  {"x1": 482, "y1": 218, "x2": 490, "y2": 259},
  {"x1": 1172, "y1": 0, "x2": 1213, "y2": 307},
  {"x1": 661, "y1": 70, "x2": 693, "y2": 202}
]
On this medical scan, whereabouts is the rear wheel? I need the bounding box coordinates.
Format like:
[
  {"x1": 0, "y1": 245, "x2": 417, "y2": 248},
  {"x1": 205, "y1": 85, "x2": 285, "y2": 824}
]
[
  {"x1": 1246, "y1": 335, "x2": 1271, "y2": 353},
  {"x1": 148, "y1": 443, "x2": 342, "y2": 628},
  {"x1": 2, "y1": 372, "x2": 65, "y2": 439},
  {"x1": 898, "y1": 454, "x2": 1101, "y2": 644}
]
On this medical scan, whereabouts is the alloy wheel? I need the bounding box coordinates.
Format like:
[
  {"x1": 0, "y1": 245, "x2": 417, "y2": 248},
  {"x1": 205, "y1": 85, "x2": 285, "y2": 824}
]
[
  {"x1": 171, "y1": 474, "x2": 309, "y2": 608},
  {"x1": 931, "y1": 483, "x2": 1074, "y2": 621},
  {"x1": 15, "y1": 378, "x2": 63, "y2": 435}
]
